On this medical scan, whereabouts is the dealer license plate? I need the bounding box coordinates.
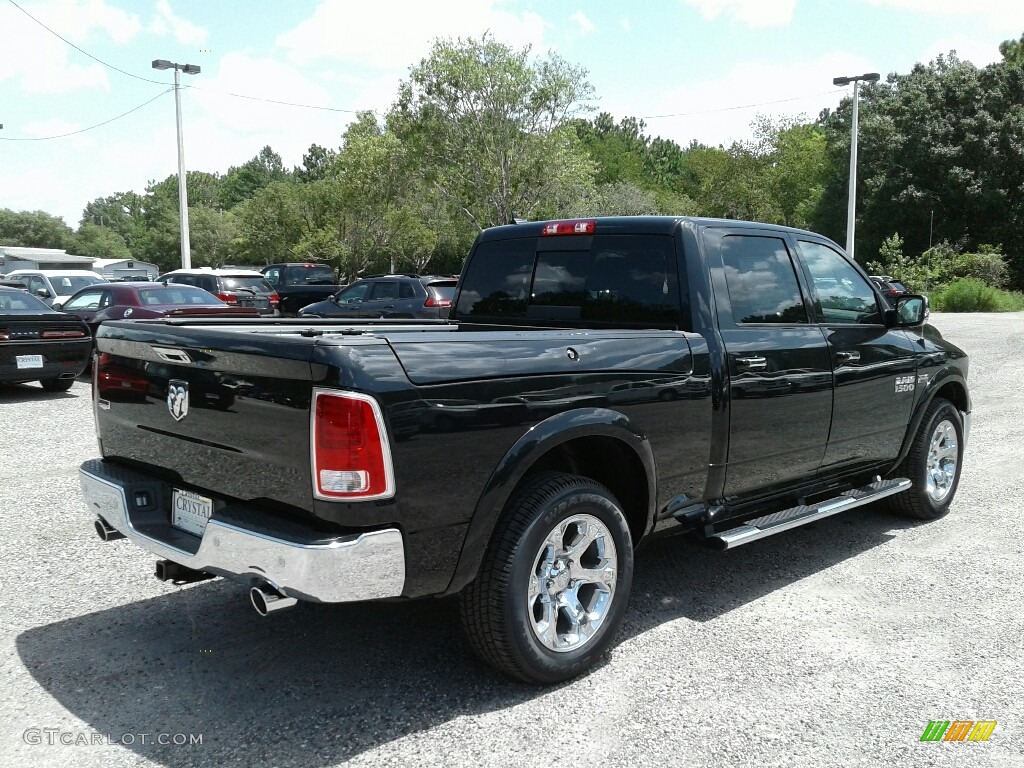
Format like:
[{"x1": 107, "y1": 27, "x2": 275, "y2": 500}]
[
  {"x1": 171, "y1": 489, "x2": 213, "y2": 537},
  {"x1": 16, "y1": 355, "x2": 44, "y2": 369}
]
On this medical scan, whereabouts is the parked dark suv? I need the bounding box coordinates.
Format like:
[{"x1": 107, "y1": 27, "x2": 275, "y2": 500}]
[
  {"x1": 158, "y1": 268, "x2": 279, "y2": 316},
  {"x1": 870, "y1": 275, "x2": 910, "y2": 302},
  {"x1": 297, "y1": 274, "x2": 457, "y2": 319}
]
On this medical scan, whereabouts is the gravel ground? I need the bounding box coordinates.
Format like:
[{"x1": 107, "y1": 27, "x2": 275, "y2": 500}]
[{"x1": 0, "y1": 312, "x2": 1021, "y2": 768}]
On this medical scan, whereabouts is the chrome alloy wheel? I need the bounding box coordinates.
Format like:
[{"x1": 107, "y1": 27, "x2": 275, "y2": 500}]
[
  {"x1": 926, "y1": 418, "x2": 959, "y2": 502},
  {"x1": 528, "y1": 513, "x2": 618, "y2": 653}
]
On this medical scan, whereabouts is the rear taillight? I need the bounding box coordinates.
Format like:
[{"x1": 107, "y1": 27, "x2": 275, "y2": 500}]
[
  {"x1": 311, "y1": 389, "x2": 394, "y2": 500},
  {"x1": 424, "y1": 297, "x2": 452, "y2": 308},
  {"x1": 269, "y1": 293, "x2": 280, "y2": 306},
  {"x1": 215, "y1": 293, "x2": 238, "y2": 304},
  {"x1": 0, "y1": 329, "x2": 8, "y2": 340},
  {"x1": 42, "y1": 329, "x2": 87, "y2": 338}
]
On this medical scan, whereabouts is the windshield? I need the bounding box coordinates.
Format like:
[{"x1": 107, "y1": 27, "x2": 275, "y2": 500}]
[
  {"x1": 221, "y1": 276, "x2": 275, "y2": 293},
  {"x1": 0, "y1": 290, "x2": 51, "y2": 313},
  {"x1": 284, "y1": 265, "x2": 335, "y2": 285},
  {"x1": 52, "y1": 275, "x2": 106, "y2": 295},
  {"x1": 136, "y1": 286, "x2": 224, "y2": 306}
]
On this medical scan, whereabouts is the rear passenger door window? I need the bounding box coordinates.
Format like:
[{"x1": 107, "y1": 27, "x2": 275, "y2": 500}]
[
  {"x1": 369, "y1": 282, "x2": 399, "y2": 301},
  {"x1": 720, "y1": 235, "x2": 808, "y2": 324}
]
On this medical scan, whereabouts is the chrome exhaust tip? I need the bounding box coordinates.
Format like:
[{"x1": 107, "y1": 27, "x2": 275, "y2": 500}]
[
  {"x1": 94, "y1": 517, "x2": 125, "y2": 542},
  {"x1": 250, "y1": 583, "x2": 298, "y2": 616}
]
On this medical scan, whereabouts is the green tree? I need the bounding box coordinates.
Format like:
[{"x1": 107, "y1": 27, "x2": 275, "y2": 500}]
[
  {"x1": 73, "y1": 223, "x2": 132, "y2": 260},
  {"x1": 390, "y1": 33, "x2": 597, "y2": 229},
  {"x1": 293, "y1": 143, "x2": 337, "y2": 183},
  {"x1": 187, "y1": 207, "x2": 239, "y2": 267},
  {"x1": 0, "y1": 209, "x2": 75, "y2": 249},
  {"x1": 816, "y1": 48, "x2": 1024, "y2": 284},
  {"x1": 220, "y1": 146, "x2": 290, "y2": 209},
  {"x1": 235, "y1": 181, "x2": 306, "y2": 264},
  {"x1": 81, "y1": 192, "x2": 147, "y2": 257}
]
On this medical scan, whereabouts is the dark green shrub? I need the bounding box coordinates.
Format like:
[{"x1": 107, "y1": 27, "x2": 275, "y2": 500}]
[{"x1": 935, "y1": 278, "x2": 1000, "y2": 311}]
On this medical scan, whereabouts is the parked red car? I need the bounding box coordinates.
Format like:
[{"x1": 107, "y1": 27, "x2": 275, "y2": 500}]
[{"x1": 56, "y1": 281, "x2": 261, "y2": 338}]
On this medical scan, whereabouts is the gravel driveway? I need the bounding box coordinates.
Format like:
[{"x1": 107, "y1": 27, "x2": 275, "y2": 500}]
[{"x1": 1, "y1": 312, "x2": 1020, "y2": 768}]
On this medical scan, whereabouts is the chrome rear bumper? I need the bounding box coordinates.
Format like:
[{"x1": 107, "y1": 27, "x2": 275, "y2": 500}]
[{"x1": 79, "y1": 460, "x2": 405, "y2": 603}]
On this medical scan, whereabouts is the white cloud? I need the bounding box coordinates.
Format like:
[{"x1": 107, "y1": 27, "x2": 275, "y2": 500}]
[
  {"x1": 681, "y1": 0, "x2": 797, "y2": 27},
  {"x1": 620, "y1": 17, "x2": 632, "y2": 33},
  {"x1": 570, "y1": 11, "x2": 596, "y2": 35},
  {"x1": 864, "y1": 0, "x2": 1024, "y2": 29},
  {"x1": 0, "y1": 5, "x2": 111, "y2": 94},
  {"x1": 607, "y1": 51, "x2": 872, "y2": 149},
  {"x1": 148, "y1": 0, "x2": 209, "y2": 46},
  {"x1": 276, "y1": 0, "x2": 547, "y2": 70},
  {"x1": 35, "y1": 0, "x2": 142, "y2": 43}
]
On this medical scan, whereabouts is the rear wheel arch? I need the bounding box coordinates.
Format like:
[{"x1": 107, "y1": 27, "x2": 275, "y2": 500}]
[{"x1": 445, "y1": 411, "x2": 656, "y2": 596}]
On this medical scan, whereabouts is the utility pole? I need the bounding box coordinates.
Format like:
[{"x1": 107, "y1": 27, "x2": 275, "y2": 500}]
[
  {"x1": 832, "y1": 72, "x2": 880, "y2": 261},
  {"x1": 152, "y1": 59, "x2": 201, "y2": 269}
]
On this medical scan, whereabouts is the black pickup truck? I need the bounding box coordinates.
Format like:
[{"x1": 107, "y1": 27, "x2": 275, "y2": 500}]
[
  {"x1": 79, "y1": 217, "x2": 970, "y2": 684},
  {"x1": 260, "y1": 262, "x2": 343, "y2": 315}
]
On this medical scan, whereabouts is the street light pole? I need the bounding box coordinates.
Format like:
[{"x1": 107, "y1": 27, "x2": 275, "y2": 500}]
[
  {"x1": 152, "y1": 59, "x2": 201, "y2": 269},
  {"x1": 832, "y1": 72, "x2": 880, "y2": 261}
]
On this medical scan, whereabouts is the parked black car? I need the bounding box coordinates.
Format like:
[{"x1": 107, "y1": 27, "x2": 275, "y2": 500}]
[
  {"x1": 0, "y1": 286, "x2": 90, "y2": 391},
  {"x1": 261, "y1": 262, "x2": 344, "y2": 316},
  {"x1": 298, "y1": 274, "x2": 457, "y2": 319}
]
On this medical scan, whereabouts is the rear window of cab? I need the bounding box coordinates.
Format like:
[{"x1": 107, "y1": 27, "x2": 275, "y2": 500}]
[{"x1": 454, "y1": 234, "x2": 688, "y2": 330}]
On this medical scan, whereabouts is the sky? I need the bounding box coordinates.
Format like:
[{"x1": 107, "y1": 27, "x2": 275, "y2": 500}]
[{"x1": 1, "y1": 0, "x2": 1023, "y2": 230}]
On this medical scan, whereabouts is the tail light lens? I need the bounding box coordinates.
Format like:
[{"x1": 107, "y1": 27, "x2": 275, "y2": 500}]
[
  {"x1": 311, "y1": 389, "x2": 394, "y2": 500},
  {"x1": 424, "y1": 296, "x2": 452, "y2": 308},
  {"x1": 540, "y1": 219, "x2": 596, "y2": 236},
  {"x1": 215, "y1": 293, "x2": 238, "y2": 304},
  {"x1": 269, "y1": 293, "x2": 280, "y2": 306},
  {"x1": 42, "y1": 329, "x2": 87, "y2": 338},
  {"x1": 0, "y1": 329, "x2": 9, "y2": 340}
]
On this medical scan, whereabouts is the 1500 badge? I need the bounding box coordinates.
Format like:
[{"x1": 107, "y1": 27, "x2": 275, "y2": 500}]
[{"x1": 895, "y1": 375, "x2": 916, "y2": 393}]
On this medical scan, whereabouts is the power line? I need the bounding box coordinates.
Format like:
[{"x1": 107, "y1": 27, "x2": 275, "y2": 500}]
[
  {"x1": 0, "y1": 88, "x2": 174, "y2": 140},
  {"x1": 183, "y1": 84, "x2": 367, "y2": 114},
  {"x1": 640, "y1": 89, "x2": 846, "y2": 119},
  {"x1": 7, "y1": 0, "x2": 371, "y2": 115},
  {"x1": 5, "y1": 0, "x2": 171, "y2": 86}
]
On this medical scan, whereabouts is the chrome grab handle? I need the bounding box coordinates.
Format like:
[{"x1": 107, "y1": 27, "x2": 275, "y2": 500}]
[
  {"x1": 735, "y1": 356, "x2": 767, "y2": 372},
  {"x1": 836, "y1": 351, "x2": 861, "y2": 363}
]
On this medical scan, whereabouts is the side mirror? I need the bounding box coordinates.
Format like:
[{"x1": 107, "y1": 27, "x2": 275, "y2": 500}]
[
  {"x1": 890, "y1": 295, "x2": 929, "y2": 327},
  {"x1": 329, "y1": 294, "x2": 338, "y2": 304},
  {"x1": 35, "y1": 288, "x2": 51, "y2": 298},
  {"x1": 52, "y1": 302, "x2": 63, "y2": 311}
]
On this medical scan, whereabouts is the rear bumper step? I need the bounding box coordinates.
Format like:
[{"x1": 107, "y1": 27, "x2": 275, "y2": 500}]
[{"x1": 709, "y1": 477, "x2": 912, "y2": 550}]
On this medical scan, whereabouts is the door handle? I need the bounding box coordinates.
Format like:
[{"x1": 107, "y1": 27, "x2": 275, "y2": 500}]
[
  {"x1": 836, "y1": 351, "x2": 860, "y2": 363},
  {"x1": 735, "y1": 356, "x2": 767, "y2": 372}
]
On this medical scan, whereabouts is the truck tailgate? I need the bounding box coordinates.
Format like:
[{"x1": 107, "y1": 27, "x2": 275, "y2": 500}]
[{"x1": 93, "y1": 321, "x2": 325, "y2": 515}]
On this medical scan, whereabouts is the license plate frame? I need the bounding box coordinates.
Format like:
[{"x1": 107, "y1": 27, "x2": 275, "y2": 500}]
[
  {"x1": 171, "y1": 488, "x2": 213, "y2": 537},
  {"x1": 16, "y1": 354, "x2": 44, "y2": 369}
]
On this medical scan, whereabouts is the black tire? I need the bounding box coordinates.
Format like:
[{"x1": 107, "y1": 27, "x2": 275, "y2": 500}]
[
  {"x1": 459, "y1": 472, "x2": 634, "y2": 684},
  {"x1": 887, "y1": 398, "x2": 964, "y2": 520},
  {"x1": 39, "y1": 377, "x2": 74, "y2": 392}
]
